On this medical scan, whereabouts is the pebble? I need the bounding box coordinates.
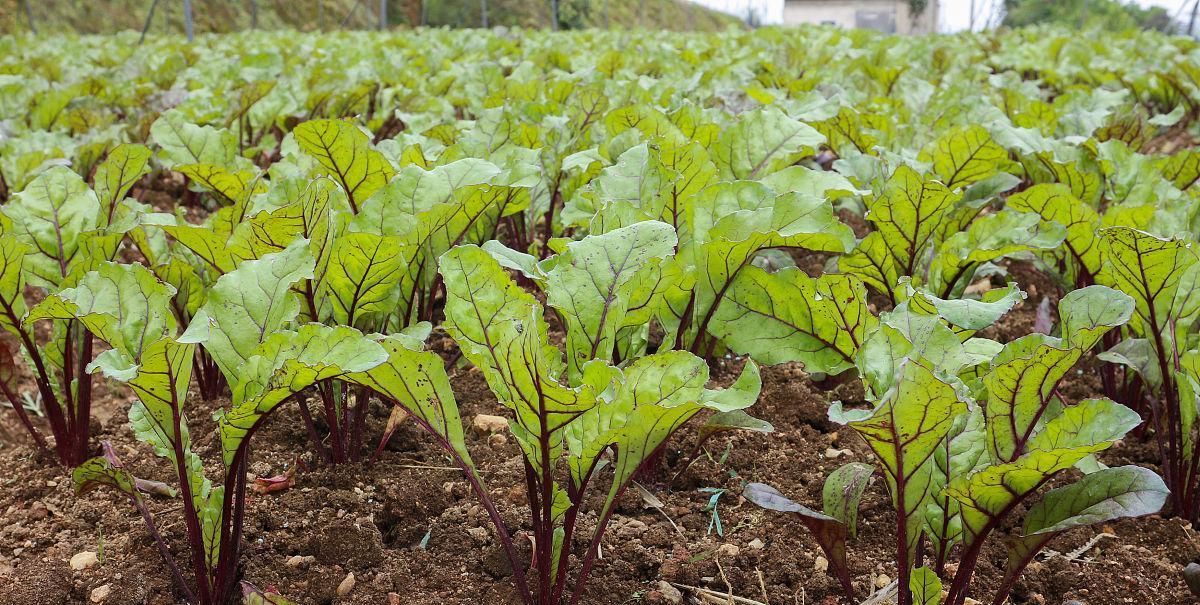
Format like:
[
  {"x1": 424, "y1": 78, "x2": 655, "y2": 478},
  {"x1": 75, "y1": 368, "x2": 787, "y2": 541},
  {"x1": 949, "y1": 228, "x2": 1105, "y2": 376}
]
[
  {"x1": 748, "y1": 538, "x2": 764, "y2": 550},
  {"x1": 337, "y1": 572, "x2": 356, "y2": 597},
  {"x1": 388, "y1": 594, "x2": 401, "y2": 605},
  {"x1": 963, "y1": 599, "x2": 981, "y2": 605},
  {"x1": 1184, "y1": 562, "x2": 1200, "y2": 597},
  {"x1": 285, "y1": 555, "x2": 314, "y2": 568},
  {"x1": 875, "y1": 574, "x2": 891, "y2": 589},
  {"x1": 467, "y1": 526, "x2": 490, "y2": 543},
  {"x1": 814, "y1": 556, "x2": 829, "y2": 572},
  {"x1": 90, "y1": 584, "x2": 112, "y2": 603},
  {"x1": 717, "y1": 543, "x2": 740, "y2": 557},
  {"x1": 657, "y1": 580, "x2": 683, "y2": 604},
  {"x1": 473, "y1": 414, "x2": 509, "y2": 433},
  {"x1": 488, "y1": 433, "x2": 508, "y2": 447},
  {"x1": 1063, "y1": 601, "x2": 1087, "y2": 605},
  {"x1": 70, "y1": 551, "x2": 99, "y2": 571},
  {"x1": 28, "y1": 502, "x2": 48, "y2": 521},
  {"x1": 824, "y1": 447, "x2": 852, "y2": 459}
]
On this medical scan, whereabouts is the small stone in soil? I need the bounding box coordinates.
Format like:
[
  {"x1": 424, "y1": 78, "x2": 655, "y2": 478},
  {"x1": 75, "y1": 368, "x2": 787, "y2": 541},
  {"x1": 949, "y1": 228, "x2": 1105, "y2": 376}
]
[
  {"x1": 656, "y1": 581, "x2": 683, "y2": 604},
  {"x1": 337, "y1": 572, "x2": 356, "y2": 596},
  {"x1": 286, "y1": 555, "x2": 315, "y2": 568},
  {"x1": 814, "y1": 556, "x2": 829, "y2": 572},
  {"x1": 824, "y1": 447, "x2": 852, "y2": 459},
  {"x1": 1183, "y1": 562, "x2": 1200, "y2": 596},
  {"x1": 472, "y1": 414, "x2": 509, "y2": 433},
  {"x1": 467, "y1": 526, "x2": 490, "y2": 543},
  {"x1": 90, "y1": 584, "x2": 112, "y2": 603},
  {"x1": 70, "y1": 551, "x2": 99, "y2": 571},
  {"x1": 875, "y1": 574, "x2": 890, "y2": 589},
  {"x1": 748, "y1": 538, "x2": 764, "y2": 550},
  {"x1": 717, "y1": 543, "x2": 740, "y2": 557}
]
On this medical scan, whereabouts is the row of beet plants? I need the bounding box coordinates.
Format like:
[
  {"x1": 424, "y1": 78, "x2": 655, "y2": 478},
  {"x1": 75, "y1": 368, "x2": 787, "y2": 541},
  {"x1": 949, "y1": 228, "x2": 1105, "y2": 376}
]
[{"x1": 0, "y1": 106, "x2": 1192, "y2": 605}]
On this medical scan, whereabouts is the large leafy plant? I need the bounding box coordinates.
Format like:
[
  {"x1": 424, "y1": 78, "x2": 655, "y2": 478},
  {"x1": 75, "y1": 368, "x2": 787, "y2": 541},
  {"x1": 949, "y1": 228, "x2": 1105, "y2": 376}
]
[
  {"x1": 1096, "y1": 226, "x2": 1200, "y2": 521},
  {"x1": 438, "y1": 241, "x2": 761, "y2": 605},
  {"x1": 563, "y1": 117, "x2": 863, "y2": 370},
  {"x1": 748, "y1": 286, "x2": 1167, "y2": 605},
  {"x1": 64, "y1": 244, "x2": 449, "y2": 604},
  {"x1": 838, "y1": 131, "x2": 1066, "y2": 303},
  {"x1": 138, "y1": 116, "x2": 531, "y2": 464},
  {"x1": 0, "y1": 148, "x2": 151, "y2": 466}
]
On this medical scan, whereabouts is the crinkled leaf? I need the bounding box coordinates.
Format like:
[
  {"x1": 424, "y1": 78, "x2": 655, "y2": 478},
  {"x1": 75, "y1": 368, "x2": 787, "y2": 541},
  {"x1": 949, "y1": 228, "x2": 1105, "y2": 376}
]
[
  {"x1": 920, "y1": 125, "x2": 1007, "y2": 189},
  {"x1": 180, "y1": 240, "x2": 315, "y2": 380},
  {"x1": 28, "y1": 262, "x2": 177, "y2": 361},
  {"x1": 440, "y1": 245, "x2": 594, "y2": 471},
  {"x1": 342, "y1": 335, "x2": 473, "y2": 469},
  {"x1": 711, "y1": 107, "x2": 823, "y2": 180},
  {"x1": 322, "y1": 232, "x2": 409, "y2": 326},
  {"x1": 221, "y1": 324, "x2": 387, "y2": 466},
  {"x1": 710, "y1": 268, "x2": 871, "y2": 374},
  {"x1": 294, "y1": 119, "x2": 396, "y2": 211},
  {"x1": 3, "y1": 166, "x2": 100, "y2": 287},
  {"x1": 832, "y1": 360, "x2": 967, "y2": 558},
  {"x1": 149, "y1": 110, "x2": 240, "y2": 169},
  {"x1": 544, "y1": 221, "x2": 676, "y2": 382}
]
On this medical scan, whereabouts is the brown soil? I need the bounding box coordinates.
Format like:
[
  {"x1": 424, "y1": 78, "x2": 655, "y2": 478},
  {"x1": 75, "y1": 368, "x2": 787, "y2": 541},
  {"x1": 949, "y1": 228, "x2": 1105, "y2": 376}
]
[{"x1": 0, "y1": 269, "x2": 1196, "y2": 605}]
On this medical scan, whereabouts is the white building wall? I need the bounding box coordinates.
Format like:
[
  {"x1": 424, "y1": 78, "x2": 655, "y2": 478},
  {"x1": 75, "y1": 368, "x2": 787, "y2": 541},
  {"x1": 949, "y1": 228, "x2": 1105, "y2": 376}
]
[{"x1": 782, "y1": 0, "x2": 938, "y2": 33}]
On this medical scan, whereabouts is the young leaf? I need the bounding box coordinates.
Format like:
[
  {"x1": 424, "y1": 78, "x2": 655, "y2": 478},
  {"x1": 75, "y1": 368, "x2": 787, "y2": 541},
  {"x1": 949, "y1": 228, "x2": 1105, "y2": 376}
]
[
  {"x1": 831, "y1": 360, "x2": 968, "y2": 562},
  {"x1": 93, "y1": 143, "x2": 152, "y2": 224},
  {"x1": 241, "y1": 583, "x2": 298, "y2": 605},
  {"x1": 910, "y1": 566, "x2": 943, "y2": 605},
  {"x1": 823, "y1": 462, "x2": 874, "y2": 538},
  {"x1": 743, "y1": 482, "x2": 855, "y2": 600}
]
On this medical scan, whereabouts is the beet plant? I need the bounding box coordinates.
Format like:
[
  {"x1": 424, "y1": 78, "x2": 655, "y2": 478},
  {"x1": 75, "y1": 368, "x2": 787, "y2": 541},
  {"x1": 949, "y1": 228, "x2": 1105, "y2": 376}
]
[
  {"x1": 0, "y1": 147, "x2": 152, "y2": 467},
  {"x1": 138, "y1": 115, "x2": 529, "y2": 463},
  {"x1": 749, "y1": 285, "x2": 1168, "y2": 605},
  {"x1": 563, "y1": 134, "x2": 862, "y2": 366},
  {"x1": 838, "y1": 142, "x2": 1064, "y2": 304},
  {"x1": 1096, "y1": 226, "x2": 1200, "y2": 521},
  {"x1": 437, "y1": 230, "x2": 760, "y2": 605},
  {"x1": 63, "y1": 242, "x2": 453, "y2": 604}
]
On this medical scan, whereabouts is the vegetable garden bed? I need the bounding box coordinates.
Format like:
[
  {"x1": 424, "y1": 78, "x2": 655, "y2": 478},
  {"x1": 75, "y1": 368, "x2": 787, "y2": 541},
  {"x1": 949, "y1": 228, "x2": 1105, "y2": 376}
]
[{"x1": 0, "y1": 25, "x2": 1198, "y2": 605}]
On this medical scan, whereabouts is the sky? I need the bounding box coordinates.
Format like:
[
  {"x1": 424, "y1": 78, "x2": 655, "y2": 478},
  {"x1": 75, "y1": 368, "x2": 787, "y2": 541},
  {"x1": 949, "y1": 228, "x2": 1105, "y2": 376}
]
[{"x1": 689, "y1": 0, "x2": 1193, "y2": 30}]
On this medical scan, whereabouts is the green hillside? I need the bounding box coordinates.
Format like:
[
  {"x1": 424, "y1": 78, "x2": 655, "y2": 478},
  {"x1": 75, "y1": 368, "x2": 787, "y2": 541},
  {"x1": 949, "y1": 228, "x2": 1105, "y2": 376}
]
[{"x1": 1, "y1": 0, "x2": 742, "y2": 35}]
